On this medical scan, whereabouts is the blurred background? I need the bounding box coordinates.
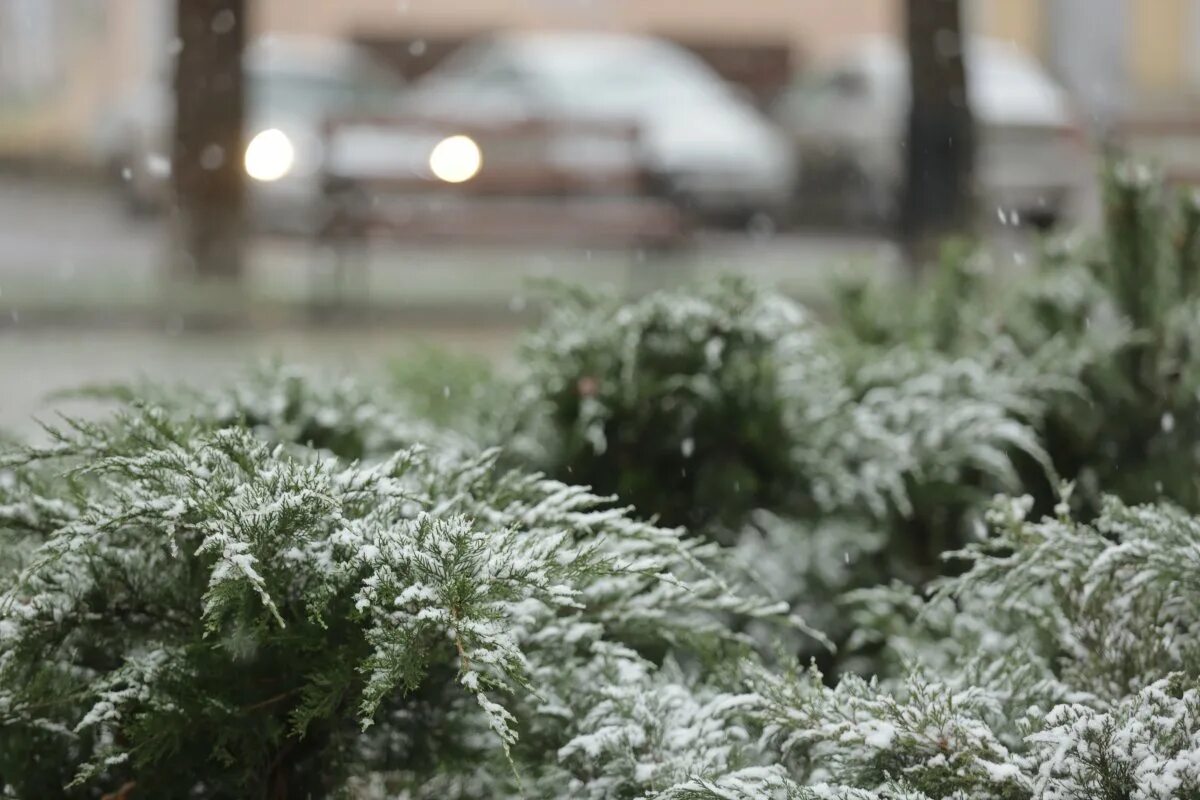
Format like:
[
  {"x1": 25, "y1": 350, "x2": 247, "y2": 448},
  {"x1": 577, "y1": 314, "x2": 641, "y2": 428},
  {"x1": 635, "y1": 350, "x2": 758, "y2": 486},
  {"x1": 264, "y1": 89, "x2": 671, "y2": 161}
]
[{"x1": 2, "y1": 0, "x2": 1198, "y2": 430}]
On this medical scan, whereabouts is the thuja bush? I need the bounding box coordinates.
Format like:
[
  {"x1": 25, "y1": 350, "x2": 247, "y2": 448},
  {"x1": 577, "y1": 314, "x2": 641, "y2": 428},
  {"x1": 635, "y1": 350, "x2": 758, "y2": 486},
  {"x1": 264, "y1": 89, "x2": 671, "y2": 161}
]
[
  {"x1": 568, "y1": 494, "x2": 1200, "y2": 799},
  {"x1": 515, "y1": 278, "x2": 814, "y2": 534},
  {"x1": 1038, "y1": 167, "x2": 1200, "y2": 511},
  {"x1": 8, "y1": 165, "x2": 1200, "y2": 797},
  {"x1": 514, "y1": 275, "x2": 1054, "y2": 608},
  {"x1": 838, "y1": 164, "x2": 1200, "y2": 516},
  {"x1": 503, "y1": 270, "x2": 1071, "y2": 680},
  {"x1": 0, "y1": 399, "x2": 795, "y2": 798},
  {"x1": 75, "y1": 362, "x2": 479, "y2": 462}
]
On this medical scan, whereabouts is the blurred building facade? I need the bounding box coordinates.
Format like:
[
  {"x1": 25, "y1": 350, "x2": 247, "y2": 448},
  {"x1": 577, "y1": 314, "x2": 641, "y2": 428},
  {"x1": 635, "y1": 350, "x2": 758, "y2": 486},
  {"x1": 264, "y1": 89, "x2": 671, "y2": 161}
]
[
  {"x1": 1, "y1": 0, "x2": 1198, "y2": 163},
  {"x1": 0, "y1": 0, "x2": 168, "y2": 163}
]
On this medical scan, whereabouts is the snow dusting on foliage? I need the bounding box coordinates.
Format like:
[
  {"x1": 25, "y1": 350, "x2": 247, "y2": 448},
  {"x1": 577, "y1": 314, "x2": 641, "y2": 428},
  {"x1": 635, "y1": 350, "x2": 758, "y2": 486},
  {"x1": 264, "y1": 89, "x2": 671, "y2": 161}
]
[
  {"x1": 645, "y1": 496, "x2": 1200, "y2": 800},
  {"x1": 0, "y1": 398, "x2": 793, "y2": 797},
  {"x1": 6, "y1": 165, "x2": 1200, "y2": 798}
]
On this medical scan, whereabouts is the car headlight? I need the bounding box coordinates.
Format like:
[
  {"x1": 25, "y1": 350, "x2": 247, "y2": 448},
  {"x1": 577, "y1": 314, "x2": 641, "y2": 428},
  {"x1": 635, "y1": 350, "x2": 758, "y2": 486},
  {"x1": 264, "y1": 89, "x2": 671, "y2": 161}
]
[
  {"x1": 428, "y1": 135, "x2": 482, "y2": 183},
  {"x1": 244, "y1": 128, "x2": 295, "y2": 182}
]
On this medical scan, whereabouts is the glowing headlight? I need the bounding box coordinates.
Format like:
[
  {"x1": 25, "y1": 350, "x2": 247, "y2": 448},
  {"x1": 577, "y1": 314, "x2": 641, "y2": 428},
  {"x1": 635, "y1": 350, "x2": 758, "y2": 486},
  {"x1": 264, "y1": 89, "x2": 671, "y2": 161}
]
[
  {"x1": 244, "y1": 129, "x2": 294, "y2": 182},
  {"x1": 429, "y1": 135, "x2": 482, "y2": 183}
]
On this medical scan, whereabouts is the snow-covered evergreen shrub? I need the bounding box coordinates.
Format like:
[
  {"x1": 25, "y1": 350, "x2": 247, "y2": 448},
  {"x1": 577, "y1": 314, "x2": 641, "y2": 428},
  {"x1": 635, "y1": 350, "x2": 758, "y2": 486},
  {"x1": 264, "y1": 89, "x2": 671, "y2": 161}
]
[
  {"x1": 506, "y1": 274, "x2": 1063, "y2": 685},
  {"x1": 516, "y1": 278, "x2": 815, "y2": 534},
  {"x1": 59, "y1": 364, "x2": 466, "y2": 463},
  {"x1": 9, "y1": 164, "x2": 1200, "y2": 800},
  {"x1": 202, "y1": 363, "x2": 459, "y2": 459},
  {"x1": 562, "y1": 494, "x2": 1200, "y2": 799},
  {"x1": 518, "y1": 276, "x2": 1050, "y2": 538},
  {"x1": 384, "y1": 346, "x2": 523, "y2": 449},
  {"x1": 831, "y1": 346, "x2": 1060, "y2": 578},
  {"x1": 0, "y1": 398, "x2": 793, "y2": 798},
  {"x1": 514, "y1": 274, "x2": 1056, "y2": 638},
  {"x1": 734, "y1": 514, "x2": 887, "y2": 666},
  {"x1": 974, "y1": 169, "x2": 1200, "y2": 516},
  {"x1": 838, "y1": 164, "x2": 1200, "y2": 517}
]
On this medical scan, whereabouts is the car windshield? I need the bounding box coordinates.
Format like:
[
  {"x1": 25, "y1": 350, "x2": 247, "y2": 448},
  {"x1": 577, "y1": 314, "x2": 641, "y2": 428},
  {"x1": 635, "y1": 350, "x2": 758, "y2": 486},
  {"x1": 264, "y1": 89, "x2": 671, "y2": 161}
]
[
  {"x1": 521, "y1": 42, "x2": 729, "y2": 113},
  {"x1": 852, "y1": 38, "x2": 1065, "y2": 124},
  {"x1": 968, "y1": 48, "x2": 1065, "y2": 124}
]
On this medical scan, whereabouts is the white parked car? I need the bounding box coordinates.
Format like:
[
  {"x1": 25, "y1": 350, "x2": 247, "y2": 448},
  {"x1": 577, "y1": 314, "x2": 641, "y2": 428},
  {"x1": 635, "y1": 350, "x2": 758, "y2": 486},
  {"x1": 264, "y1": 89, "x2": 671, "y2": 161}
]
[
  {"x1": 399, "y1": 31, "x2": 796, "y2": 221},
  {"x1": 99, "y1": 36, "x2": 403, "y2": 231},
  {"x1": 773, "y1": 36, "x2": 1091, "y2": 229}
]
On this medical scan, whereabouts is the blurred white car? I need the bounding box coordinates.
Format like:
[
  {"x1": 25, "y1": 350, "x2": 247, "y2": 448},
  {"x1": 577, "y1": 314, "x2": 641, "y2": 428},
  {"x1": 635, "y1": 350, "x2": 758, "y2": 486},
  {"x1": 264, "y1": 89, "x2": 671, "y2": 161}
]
[
  {"x1": 399, "y1": 31, "x2": 796, "y2": 221},
  {"x1": 773, "y1": 37, "x2": 1090, "y2": 228},
  {"x1": 99, "y1": 36, "x2": 403, "y2": 231}
]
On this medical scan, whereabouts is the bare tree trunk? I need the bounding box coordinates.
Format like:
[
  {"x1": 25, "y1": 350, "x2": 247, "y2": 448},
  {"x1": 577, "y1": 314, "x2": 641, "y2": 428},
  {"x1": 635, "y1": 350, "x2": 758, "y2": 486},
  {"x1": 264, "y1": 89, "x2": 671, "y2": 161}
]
[
  {"x1": 901, "y1": 0, "x2": 975, "y2": 268},
  {"x1": 171, "y1": 0, "x2": 247, "y2": 282}
]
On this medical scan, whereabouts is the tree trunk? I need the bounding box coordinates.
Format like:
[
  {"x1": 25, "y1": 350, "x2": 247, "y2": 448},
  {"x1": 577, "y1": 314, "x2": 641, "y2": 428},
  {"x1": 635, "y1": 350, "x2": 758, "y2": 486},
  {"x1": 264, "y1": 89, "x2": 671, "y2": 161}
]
[
  {"x1": 901, "y1": 0, "x2": 975, "y2": 268},
  {"x1": 171, "y1": 0, "x2": 247, "y2": 281}
]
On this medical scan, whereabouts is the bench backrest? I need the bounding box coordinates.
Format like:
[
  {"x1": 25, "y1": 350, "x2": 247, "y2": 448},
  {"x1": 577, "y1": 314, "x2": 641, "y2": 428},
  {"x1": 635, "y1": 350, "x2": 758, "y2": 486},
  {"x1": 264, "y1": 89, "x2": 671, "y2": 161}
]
[{"x1": 322, "y1": 114, "x2": 654, "y2": 197}]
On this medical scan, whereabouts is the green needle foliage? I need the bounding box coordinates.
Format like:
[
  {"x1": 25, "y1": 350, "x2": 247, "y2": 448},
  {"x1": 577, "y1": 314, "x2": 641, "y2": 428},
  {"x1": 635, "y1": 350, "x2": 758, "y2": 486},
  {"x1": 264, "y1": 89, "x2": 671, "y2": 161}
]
[
  {"x1": 516, "y1": 278, "x2": 810, "y2": 534},
  {"x1": 512, "y1": 274, "x2": 1057, "y2": 666},
  {"x1": 515, "y1": 278, "x2": 1051, "y2": 557},
  {"x1": 563, "y1": 495, "x2": 1200, "y2": 799},
  {"x1": 5, "y1": 164, "x2": 1200, "y2": 799},
  {"x1": 0, "y1": 398, "x2": 792, "y2": 798},
  {"x1": 837, "y1": 163, "x2": 1200, "y2": 517}
]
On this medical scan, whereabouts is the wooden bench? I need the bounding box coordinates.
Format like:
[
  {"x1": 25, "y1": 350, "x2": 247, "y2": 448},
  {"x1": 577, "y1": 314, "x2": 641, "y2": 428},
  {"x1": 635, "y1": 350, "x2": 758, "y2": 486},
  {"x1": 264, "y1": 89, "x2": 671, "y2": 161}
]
[{"x1": 317, "y1": 114, "x2": 688, "y2": 247}]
